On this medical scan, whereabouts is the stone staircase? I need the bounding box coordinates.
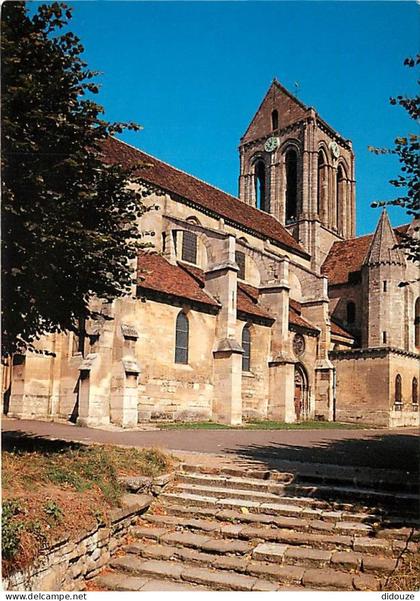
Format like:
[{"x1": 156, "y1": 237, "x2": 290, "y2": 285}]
[{"x1": 94, "y1": 462, "x2": 420, "y2": 591}]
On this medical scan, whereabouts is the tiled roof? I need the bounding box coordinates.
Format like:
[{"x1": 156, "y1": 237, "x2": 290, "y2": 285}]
[
  {"x1": 330, "y1": 319, "x2": 354, "y2": 341},
  {"x1": 137, "y1": 252, "x2": 218, "y2": 307},
  {"x1": 322, "y1": 224, "x2": 410, "y2": 286},
  {"x1": 289, "y1": 302, "x2": 320, "y2": 334},
  {"x1": 101, "y1": 136, "x2": 308, "y2": 258},
  {"x1": 180, "y1": 263, "x2": 273, "y2": 321},
  {"x1": 237, "y1": 284, "x2": 273, "y2": 321}
]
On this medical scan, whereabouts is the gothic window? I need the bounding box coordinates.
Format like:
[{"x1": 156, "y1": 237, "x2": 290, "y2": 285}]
[
  {"x1": 317, "y1": 151, "x2": 327, "y2": 216},
  {"x1": 346, "y1": 301, "x2": 356, "y2": 325},
  {"x1": 395, "y1": 374, "x2": 402, "y2": 404},
  {"x1": 255, "y1": 160, "x2": 268, "y2": 212},
  {"x1": 336, "y1": 166, "x2": 345, "y2": 232},
  {"x1": 242, "y1": 325, "x2": 251, "y2": 372},
  {"x1": 175, "y1": 312, "x2": 189, "y2": 364},
  {"x1": 285, "y1": 149, "x2": 298, "y2": 224},
  {"x1": 72, "y1": 318, "x2": 86, "y2": 356},
  {"x1": 412, "y1": 377, "x2": 418, "y2": 404},
  {"x1": 235, "y1": 251, "x2": 246, "y2": 280},
  {"x1": 271, "y1": 109, "x2": 279, "y2": 131},
  {"x1": 415, "y1": 298, "x2": 420, "y2": 349},
  {"x1": 182, "y1": 231, "x2": 197, "y2": 264}
]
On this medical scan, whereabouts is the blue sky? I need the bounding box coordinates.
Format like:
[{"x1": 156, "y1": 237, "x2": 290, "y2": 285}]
[{"x1": 34, "y1": 1, "x2": 418, "y2": 235}]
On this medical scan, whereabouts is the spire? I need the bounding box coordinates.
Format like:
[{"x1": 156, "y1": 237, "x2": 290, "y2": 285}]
[{"x1": 364, "y1": 209, "x2": 406, "y2": 266}]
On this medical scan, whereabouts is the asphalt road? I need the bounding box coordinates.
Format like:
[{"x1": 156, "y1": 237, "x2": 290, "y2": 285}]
[{"x1": 2, "y1": 417, "x2": 419, "y2": 473}]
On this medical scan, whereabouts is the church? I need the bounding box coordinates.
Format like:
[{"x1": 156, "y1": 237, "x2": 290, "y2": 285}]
[{"x1": 3, "y1": 80, "x2": 419, "y2": 428}]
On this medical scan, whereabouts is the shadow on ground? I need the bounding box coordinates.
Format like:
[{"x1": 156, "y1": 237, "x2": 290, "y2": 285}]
[
  {"x1": 2, "y1": 430, "x2": 83, "y2": 454},
  {"x1": 226, "y1": 432, "x2": 420, "y2": 517},
  {"x1": 226, "y1": 432, "x2": 420, "y2": 473}
]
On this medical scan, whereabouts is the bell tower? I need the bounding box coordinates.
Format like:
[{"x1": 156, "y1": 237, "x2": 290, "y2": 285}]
[{"x1": 238, "y1": 79, "x2": 356, "y2": 270}]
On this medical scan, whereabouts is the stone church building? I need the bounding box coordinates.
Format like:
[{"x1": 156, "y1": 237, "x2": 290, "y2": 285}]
[{"x1": 3, "y1": 80, "x2": 419, "y2": 428}]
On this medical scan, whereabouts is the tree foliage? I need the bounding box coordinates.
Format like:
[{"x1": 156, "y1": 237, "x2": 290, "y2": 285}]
[
  {"x1": 1, "y1": 2, "x2": 147, "y2": 356},
  {"x1": 369, "y1": 55, "x2": 420, "y2": 264}
]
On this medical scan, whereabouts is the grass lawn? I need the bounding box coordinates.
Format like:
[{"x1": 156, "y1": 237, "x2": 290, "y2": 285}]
[
  {"x1": 2, "y1": 438, "x2": 172, "y2": 576},
  {"x1": 159, "y1": 420, "x2": 368, "y2": 430}
]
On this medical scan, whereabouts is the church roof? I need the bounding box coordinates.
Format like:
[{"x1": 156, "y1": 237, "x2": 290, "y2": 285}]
[
  {"x1": 137, "y1": 252, "x2": 219, "y2": 308},
  {"x1": 364, "y1": 209, "x2": 406, "y2": 266},
  {"x1": 289, "y1": 299, "x2": 320, "y2": 334},
  {"x1": 101, "y1": 137, "x2": 309, "y2": 259},
  {"x1": 137, "y1": 252, "x2": 320, "y2": 331},
  {"x1": 330, "y1": 319, "x2": 354, "y2": 341},
  {"x1": 322, "y1": 223, "x2": 409, "y2": 286}
]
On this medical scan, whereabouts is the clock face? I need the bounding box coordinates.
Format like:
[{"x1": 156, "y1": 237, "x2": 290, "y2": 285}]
[
  {"x1": 329, "y1": 141, "x2": 340, "y2": 159},
  {"x1": 264, "y1": 136, "x2": 279, "y2": 153}
]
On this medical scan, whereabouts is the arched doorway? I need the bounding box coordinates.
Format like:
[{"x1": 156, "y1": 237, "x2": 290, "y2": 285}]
[{"x1": 294, "y1": 364, "x2": 309, "y2": 421}]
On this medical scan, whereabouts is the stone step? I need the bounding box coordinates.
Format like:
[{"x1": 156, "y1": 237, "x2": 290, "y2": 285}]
[
  {"x1": 179, "y1": 462, "x2": 419, "y2": 495},
  {"x1": 126, "y1": 535, "x2": 397, "y2": 576},
  {"x1": 171, "y1": 481, "x2": 382, "y2": 520},
  {"x1": 108, "y1": 555, "x2": 301, "y2": 591},
  {"x1": 158, "y1": 502, "x2": 419, "y2": 553},
  {"x1": 160, "y1": 491, "x2": 378, "y2": 528},
  {"x1": 143, "y1": 511, "x2": 375, "y2": 539},
  {"x1": 170, "y1": 478, "x2": 420, "y2": 516},
  {"x1": 94, "y1": 572, "x2": 210, "y2": 591},
  {"x1": 110, "y1": 551, "x2": 381, "y2": 591}
]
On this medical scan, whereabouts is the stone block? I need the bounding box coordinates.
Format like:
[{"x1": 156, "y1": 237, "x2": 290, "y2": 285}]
[
  {"x1": 353, "y1": 537, "x2": 390, "y2": 554},
  {"x1": 331, "y1": 550, "x2": 362, "y2": 569},
  {"x1": 247, "y1": 561, "x2": 304, "y2": 583},
  {"x1": 284, "y1": 547, "x2": 332, "y2": 567},
  {"x1": 219, "y1": 523, "x2": 244, "y2": 537},
  {"x1": 182, "y1": 566, "x2": 256, "y2": 591},
  {"x1": 201, "y1": 538, "x2": 253, "y2": 554},
  {"x1": 303, "y1": 568, "x2": 353, "y2": 590},
  {"x1": 133, "y1": 526, "x2": 168, "y2": 541},
  {"x1": 362, "y1": 555, "x2": 397, "y2": 574},
  {"x1": 252, "y1": 543, "x2": 289, "y2": 562},
  {"x1": 160, "y1": 531, "x2": 210, "y2": 548},
  {"x1": 95, "y1": 573, "x2": 150, "y2": 591},
  {"x1": 353, "y1": 573, "x2": 380, "y2": 591}
]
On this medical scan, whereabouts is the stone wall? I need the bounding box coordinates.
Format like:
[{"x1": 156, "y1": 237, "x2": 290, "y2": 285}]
[
  {"x1": 3, "y1": 496, "x2": 152, "y2": 592},
  {"x1": 331, "y1": 348, "x2": 420, "y2": 427}
]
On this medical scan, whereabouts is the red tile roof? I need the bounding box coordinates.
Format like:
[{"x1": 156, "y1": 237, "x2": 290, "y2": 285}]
[
  {"x1": 138, "y1": 253, "x2": 321, "y2": 332},
  {"x1": 289, "y1": 303, "x2": 320, "y2": 334},
  {"x1": 137, "y1": 252, "x2": 218, "y2": 307},
  {"x1": 330, "y1": 319, "x2": 354, "y2": 341},
  {"x1": 322, "y1": 225, "x2": 410, "y2": 286},
  {"x1": 237, "y1": 284, "x2": 273, "y2": 321},
  {"x1": 101, "y1": 136, "x2": 308, "y2": 258}
]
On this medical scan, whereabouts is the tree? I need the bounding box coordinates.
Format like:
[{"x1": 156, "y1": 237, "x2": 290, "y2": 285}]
[
  {"x1": 369, "y1": 55, "x2": 420, "y2": 265},
  {"x1": 1, "y1": 2, "x2": 147, "y2": 357}
]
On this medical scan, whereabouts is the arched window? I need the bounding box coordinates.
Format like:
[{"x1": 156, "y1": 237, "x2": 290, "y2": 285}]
[
  {"x1": 235, "y1": 251, "x2": 245, "y2": 280},
  {"x1": 285, "y1": 149, "x2": 298, "y2": 224},
  {"x1": 395, "y1": 374, "x2": 402, "y2": 404},
  {"x1": 336, "y1": 166, "x2": 345, "y2": 232},
  {"x1": 271, "y1": 109, "x2": 279, "y2": 131},
  {"x1": 346, "y1": 301, "x2": 356, "y2": 325},
  {"x1": 317, "y1": 151, "x2": 327, "y2": 216},
  {"x1": 242, "y1": 325, "x2": 251, "y2": 372},
  {"x1": 255, "y1": 160, "x2": 268, "y2": 212},
  {"x1": 412, "y1": 377, "x2": 418, "y2": 404},
  {"x1": 182, "y1": 231, "x2": 197, "y2": 264},
  {"x1": 175, "y1": 312, "x2": 189, "y2": 364},
  {"x1": 415, "y1": 298, "x2": 420, "y2": 349}
]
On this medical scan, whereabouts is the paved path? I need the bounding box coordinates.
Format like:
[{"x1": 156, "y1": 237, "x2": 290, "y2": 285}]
[{"x1": 2, "y1": 417, "x2": 419, "y2": 473}]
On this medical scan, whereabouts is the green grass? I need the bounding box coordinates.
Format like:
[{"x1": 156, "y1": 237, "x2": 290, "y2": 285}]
[{"x1": 159, "y1": 420, "x2": 368, "y2": 430}]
